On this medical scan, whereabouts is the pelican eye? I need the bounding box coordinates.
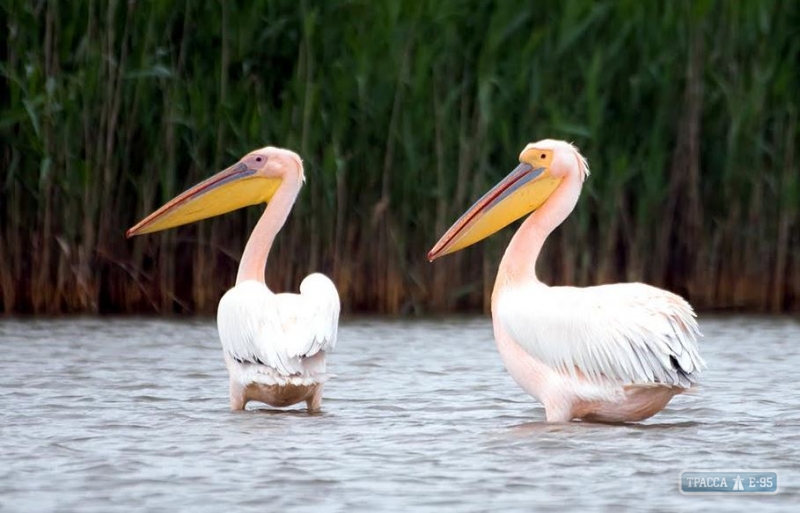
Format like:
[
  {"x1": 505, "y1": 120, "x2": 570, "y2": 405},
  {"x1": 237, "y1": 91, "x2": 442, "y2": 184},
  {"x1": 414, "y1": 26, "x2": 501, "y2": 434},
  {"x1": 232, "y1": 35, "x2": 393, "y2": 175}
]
[{"x1": 540, "y1": 153, "x2": 546, "y2": 159}]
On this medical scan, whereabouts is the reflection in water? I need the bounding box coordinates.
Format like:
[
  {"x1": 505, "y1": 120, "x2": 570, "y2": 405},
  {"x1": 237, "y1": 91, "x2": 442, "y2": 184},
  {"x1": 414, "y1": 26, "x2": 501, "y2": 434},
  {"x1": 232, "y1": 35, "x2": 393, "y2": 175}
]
[{"x1": 0, "y1": 316, "x2": 799, "y2": 511}]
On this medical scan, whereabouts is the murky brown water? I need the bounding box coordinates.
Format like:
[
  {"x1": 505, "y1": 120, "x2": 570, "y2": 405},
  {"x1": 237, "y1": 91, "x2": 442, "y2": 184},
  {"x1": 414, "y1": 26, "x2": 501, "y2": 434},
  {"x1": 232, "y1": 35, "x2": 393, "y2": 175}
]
[{"x1": 1, "y1": 316, "x2": 798, "y2": 511}]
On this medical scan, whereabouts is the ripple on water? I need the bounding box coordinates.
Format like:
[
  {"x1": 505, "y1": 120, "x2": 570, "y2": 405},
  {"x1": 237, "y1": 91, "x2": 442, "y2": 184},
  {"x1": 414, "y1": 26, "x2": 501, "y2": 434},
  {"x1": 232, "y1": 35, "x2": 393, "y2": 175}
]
[{"x1": 0, "y1": 316, "x2": 799, "y2": 512}]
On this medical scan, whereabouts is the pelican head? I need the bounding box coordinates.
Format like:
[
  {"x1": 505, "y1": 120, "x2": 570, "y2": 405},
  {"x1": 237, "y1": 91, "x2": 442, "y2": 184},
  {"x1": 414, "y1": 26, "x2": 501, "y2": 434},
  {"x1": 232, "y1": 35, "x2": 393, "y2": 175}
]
[
  {"x1": 126, "y1": 146, "x2": 303, "y2": 237},
  {"x1": 427, "y1": 139, "x2": 589, "y2": 261}
]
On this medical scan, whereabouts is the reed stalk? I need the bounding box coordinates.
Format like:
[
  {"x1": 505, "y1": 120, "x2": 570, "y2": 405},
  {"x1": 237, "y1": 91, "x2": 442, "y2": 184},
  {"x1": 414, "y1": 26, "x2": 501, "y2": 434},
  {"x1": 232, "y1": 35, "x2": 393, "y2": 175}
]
[{"x1": 1, "y1": 0, "x2": 798, "y2": 315}]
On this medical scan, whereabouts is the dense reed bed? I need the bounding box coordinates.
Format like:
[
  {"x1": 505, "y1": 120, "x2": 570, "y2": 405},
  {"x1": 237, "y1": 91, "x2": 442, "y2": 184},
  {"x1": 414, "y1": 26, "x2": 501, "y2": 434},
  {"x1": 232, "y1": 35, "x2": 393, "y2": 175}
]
[{"x1": 1, "y1": 0, "x2": 799, "y2": 315}]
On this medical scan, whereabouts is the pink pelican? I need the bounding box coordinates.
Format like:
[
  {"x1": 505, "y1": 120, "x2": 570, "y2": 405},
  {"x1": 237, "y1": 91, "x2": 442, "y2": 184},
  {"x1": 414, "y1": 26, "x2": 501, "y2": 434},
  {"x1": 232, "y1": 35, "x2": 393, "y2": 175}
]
[
  {"x1": 127, "y1": 147, "x2": 340, "y2": 412},
  {"x1": 428, "y1": 140, "x2": 705, "y2": 422}
]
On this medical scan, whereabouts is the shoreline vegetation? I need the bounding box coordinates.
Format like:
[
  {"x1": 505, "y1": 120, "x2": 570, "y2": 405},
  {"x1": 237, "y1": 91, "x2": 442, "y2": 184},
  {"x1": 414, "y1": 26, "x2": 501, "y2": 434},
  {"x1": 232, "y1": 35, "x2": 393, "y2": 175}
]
[{"x1": 2, "y1": 1, "x2": 799, "y2": 315}]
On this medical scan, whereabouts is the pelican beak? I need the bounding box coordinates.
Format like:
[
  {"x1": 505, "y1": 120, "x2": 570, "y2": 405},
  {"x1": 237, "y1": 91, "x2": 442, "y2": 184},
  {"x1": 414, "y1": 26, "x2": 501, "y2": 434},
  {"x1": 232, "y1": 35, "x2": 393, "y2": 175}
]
[
  {"x1": 126, "y1": 161, "x2": 281, "y2": 237},
  {"x1": 427, "y1": 149, "x2": 559, "y2": 261}
]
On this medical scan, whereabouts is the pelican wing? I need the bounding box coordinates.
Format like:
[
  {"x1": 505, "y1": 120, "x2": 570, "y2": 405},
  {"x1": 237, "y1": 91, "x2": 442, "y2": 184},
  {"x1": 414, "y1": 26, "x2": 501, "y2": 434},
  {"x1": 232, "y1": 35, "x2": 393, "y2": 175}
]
[
  {"x1": 216, "y1": 274, "x2": 340, "y2": 376},
  {"x1": 496, "y1": 282, "x2": 705, "y2": 387},
  {"x1": 277, "y1": 273, "x2": 341, "y2": 358}
]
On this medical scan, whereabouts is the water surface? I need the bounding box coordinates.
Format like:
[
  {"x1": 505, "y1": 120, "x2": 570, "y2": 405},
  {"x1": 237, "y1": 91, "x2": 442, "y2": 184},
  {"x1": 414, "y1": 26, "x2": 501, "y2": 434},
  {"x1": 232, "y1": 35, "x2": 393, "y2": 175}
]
[{"x1": 1, "y1": 316, "x2": 798, "y2": 512}]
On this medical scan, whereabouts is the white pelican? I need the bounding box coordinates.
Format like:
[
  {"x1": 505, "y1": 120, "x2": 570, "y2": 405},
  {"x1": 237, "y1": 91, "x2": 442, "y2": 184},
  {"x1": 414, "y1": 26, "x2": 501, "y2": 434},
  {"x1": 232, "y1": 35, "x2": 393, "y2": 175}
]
[
  {"x1": 428, "y1": 140, "x2": 705, "y2": 422},
  {"x1": 127, "y1": 147, "x2": 340, "y2": 412}
]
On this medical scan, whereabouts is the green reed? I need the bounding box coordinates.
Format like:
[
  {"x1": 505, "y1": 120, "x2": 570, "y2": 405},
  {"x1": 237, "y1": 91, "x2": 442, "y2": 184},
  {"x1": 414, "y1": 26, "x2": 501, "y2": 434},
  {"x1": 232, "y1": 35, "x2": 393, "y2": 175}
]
[{"x1": 1, "y1": 0, "x2": 798, "y2": 315}]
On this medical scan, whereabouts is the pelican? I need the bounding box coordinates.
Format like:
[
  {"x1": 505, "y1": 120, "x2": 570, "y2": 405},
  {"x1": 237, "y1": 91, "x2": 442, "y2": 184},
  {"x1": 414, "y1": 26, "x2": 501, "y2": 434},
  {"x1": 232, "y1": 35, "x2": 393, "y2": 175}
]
[
  {"x1": 127, "y1": 147, "x2": 340, "y2": 412},
  {"x1": 428, "y1": 140, "x2": 705, "y2": 423}
]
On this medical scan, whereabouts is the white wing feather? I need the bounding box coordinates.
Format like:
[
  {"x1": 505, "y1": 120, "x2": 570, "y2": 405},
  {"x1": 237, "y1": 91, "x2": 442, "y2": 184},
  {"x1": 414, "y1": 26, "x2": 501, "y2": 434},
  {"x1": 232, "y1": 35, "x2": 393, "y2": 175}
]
[
  {"x1": 216, "y1": 273, "x2": 340, "y2": 377},
  {"x1": 496, "y1": 282, "x2": 705, "y2": 388}
]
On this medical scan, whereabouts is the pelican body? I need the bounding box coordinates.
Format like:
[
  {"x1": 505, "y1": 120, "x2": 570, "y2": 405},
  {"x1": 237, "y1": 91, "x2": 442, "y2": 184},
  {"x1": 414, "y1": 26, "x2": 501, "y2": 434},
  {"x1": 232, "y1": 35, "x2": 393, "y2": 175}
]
[
  {"x1": 128, "y1": 147, "x2": 340, "y2": 412},
  {"x1": 429, "y1": 140, "x2": 705, "y2": 423}
]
